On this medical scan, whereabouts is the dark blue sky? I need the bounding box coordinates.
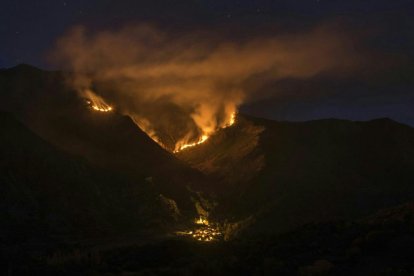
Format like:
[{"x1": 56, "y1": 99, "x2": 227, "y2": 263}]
[
  {"x1": 1, "y1": 0, "x2": 414, "y2": 125},
  {"x1": 2, "y1": 0, "x2": 413, "y2": 68}
]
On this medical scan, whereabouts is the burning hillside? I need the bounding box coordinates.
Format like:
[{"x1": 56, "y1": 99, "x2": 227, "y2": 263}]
[
  {"x1": 84, "y1": 85, "x2": 237, "y2": 152},
  {"x1": 84, "y1": 88, "x2": 237, "y2": 152},
  {"x1": 174, "y1": 134, "x2": 209, "y2": 153},
  {"x1": 173, "y1": 111, "x2": 237, "y2": 153},
  {"x1": 86, "y1": 96, "x2": 236, "y2": 152},
  {"x1": 51, "y1": 24, "x2": 362, "y2": 153}
]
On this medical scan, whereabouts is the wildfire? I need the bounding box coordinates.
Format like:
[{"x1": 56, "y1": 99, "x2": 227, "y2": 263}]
[
  {"x1": 81, "y1": 88, "x2": 237, "y2": 153},
  {"x1": 90, "y1": 103, "x2": 113, "y2": 112},
  {"x1": 84, "y1": 89, "x2": 113, "y2": 113},
  {"x1": 173, "y1": 112, "x2": 237, "y2": 153},
  {"x1": 173, "y1": 135, "x2": 209, "y2": 153},
  {"x1": 225, "y1": 111, "x2": 236, "y2": 128}
]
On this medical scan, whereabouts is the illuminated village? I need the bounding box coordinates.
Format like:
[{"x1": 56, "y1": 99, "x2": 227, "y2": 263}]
[{"x1": 176, "y1": 217, "x2": 223, "y2": 242}]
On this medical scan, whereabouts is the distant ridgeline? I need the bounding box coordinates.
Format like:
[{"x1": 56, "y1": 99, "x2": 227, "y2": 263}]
[{"x1": 1, "y1": 64, "x2": 414, "y2": 248}]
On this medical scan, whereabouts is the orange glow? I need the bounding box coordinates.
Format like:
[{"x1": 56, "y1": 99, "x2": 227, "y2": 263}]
[
  {"x1": 82, "y1": 87, "x2": 236, "y2": 152},
  {"x1": 84, "y1": 89, "x2": 113, "y2": 113},
  {"x1": 175, "y1": 216, "x2": 222, "y2": 242},
  {"x1": 225, "y1": 111, "x2": 236, "y2": 128},
  {"x1": 91, "y1": 105, "x2": 113, "y2": 112},
  {"x1": 173, "y1": 112, "x2": 237, "y2": 153},
  {"x1": 55, "y1": 24, "x2": 360, "y2": 156},
  {"x1": 131, "y1": 116, "x2": 168, "y2": 149},
  {"x1": 195, "y1": 216, "x2": 209, "y2": 226},
  {"x1": 174, "y1": 135, "x2": 209, "y2": 153}
]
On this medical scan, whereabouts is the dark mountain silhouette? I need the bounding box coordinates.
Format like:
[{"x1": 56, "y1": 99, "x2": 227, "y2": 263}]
[
  {"x1": 0, "y1": 64, "x2": 210, "y2": 213},
  {"x1": 0, "y1": 111, "x2": 179, "y2": 243},
  {"x1": 178, "y1": 115, "x2": 414, "y2": 234},
  {"x1": 10, "y1": 201, "x2": 414, "y2": 275},
  {"x1": 2, "y1": 64, "x2": 414, "y2": 274}
]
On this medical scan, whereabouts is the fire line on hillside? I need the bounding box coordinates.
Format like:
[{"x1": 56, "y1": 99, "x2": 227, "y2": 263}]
[
  {"x1": 85, "y1": 89, "x2": 113, "y2": 112},
  {"x1": 173, "y1": 111, "x2": 237, "y2": 153},
  {"x1": 85, "y1": 89, "x2": 237, "y2": 153}
]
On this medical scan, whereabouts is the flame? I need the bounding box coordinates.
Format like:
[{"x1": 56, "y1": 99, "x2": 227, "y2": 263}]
[
  {"x1": 81, "y1": 88, "x2": 237, "y2": 153},
  {"x1": 173, "y1": 111, "x2": 237, "y2": 153},
  {"x1": 91, "y1": 105, "x2": 113, "y2": 112},
  {"x1": 174, "y1": 135, "x2": 209, "y2": 153},
  {"x1": 84, "y1": 89, "x2": 113, "y2": 112},
  {"x1": 195, "y1": 216, "x2": 209, "y2": 226},
  {"x1": 225, "y1": 111, "x2": 236, "y2": 128}
]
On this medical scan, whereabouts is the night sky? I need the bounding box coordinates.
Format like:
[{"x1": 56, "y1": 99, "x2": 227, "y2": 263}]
[{"x1": 1, "y1": 0, "x2": 414, "y2": 125}]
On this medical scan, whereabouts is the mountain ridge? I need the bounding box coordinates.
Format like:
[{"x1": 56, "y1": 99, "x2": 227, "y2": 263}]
[
  {"x1": 2, "y1": 64, "x2": 414, "y2": 238},
  {"x1": 179, "y1": 113, "x2": 414, "y2": 234}
]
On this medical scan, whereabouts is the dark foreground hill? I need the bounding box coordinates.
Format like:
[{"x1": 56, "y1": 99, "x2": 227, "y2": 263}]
[
  {"x1": 7, "y1": 201, "x2": 414, "y2": 275},
  {"x1": 178, "y1": 115, "x2": 414, "y2": 235},
  {"x1": 0, "y1": 64, "x2": 211, "y2": 214},
  {"x1": 2, "y1": 64, "x2": 414, "y2": 275},
  {"x1": 0, "y1": 112, "x2": 183, "y2": 242}
]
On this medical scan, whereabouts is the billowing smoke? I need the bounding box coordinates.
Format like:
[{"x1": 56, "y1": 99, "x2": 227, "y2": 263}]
[{"x1": 51, "y1": 24, "x2": 361, "y2": 151}]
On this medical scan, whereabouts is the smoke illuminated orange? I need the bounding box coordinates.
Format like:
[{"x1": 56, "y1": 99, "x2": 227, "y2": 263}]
[
  {"x1": 82, "y1": 88, "x2": 237, "y2": 152},
  {"x1": 54, "y1": 24, "x2": 361, "y2": 156},
  {"x1": 225, "y1": 111, "x2": 236, "y2": 128},
  {"x1": 173, "y1": 111, "x2": 237, "y2": 153}
]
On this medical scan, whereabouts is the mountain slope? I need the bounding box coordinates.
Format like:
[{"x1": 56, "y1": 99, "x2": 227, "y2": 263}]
[
  {"x1": 3, "y1": 64, "x2": 414, "y2": 238},
  {"x1": 0, "y1": 64, "x2": 211, "y2": 212},
  {"x1": 0, "y1": 112, "x2": 180, "y2": 244},
  {"x1": 178, "y1": 115, "x2": 414, "y2": 234}
]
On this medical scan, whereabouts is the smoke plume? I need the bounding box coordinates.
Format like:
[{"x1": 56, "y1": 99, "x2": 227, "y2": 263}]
[{"x1": 51, "y1": 24, "x2": 361, "y2": 151}]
